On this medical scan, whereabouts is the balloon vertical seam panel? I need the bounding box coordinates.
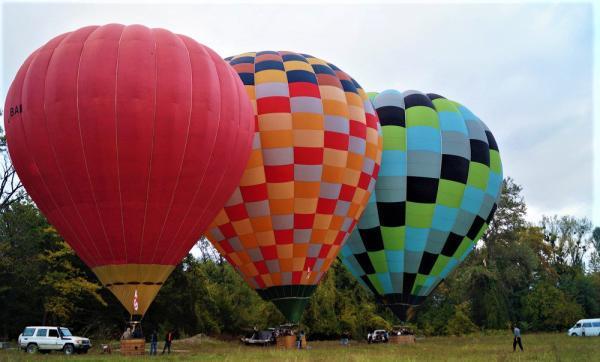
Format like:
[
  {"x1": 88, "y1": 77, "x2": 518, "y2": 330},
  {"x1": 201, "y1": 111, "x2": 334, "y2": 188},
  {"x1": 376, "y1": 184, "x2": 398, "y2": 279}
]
[
  {"x1": 338, "y1": 90, "x2": 502, "y2": 318},
  {"x1": 205, "y1": 51, "x2": 382, "y2": 295},
  {"x1": 4, "y1": 24, "x2": 254, "y2": 316}
]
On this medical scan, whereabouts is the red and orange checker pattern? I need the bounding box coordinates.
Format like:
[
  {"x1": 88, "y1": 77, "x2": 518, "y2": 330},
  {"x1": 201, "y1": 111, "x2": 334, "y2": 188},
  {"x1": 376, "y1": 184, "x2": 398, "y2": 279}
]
[{"x1": 205, "y1": 51, "x2": 383, "y2": 291}]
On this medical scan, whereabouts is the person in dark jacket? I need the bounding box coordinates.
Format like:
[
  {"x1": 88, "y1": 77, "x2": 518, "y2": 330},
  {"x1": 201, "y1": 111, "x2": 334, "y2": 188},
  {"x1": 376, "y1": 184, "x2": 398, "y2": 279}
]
[
  {"x1": 296, "y1": 330, "x2": 304, "y2": 349},
  {"x1": 340, "y1": 331, "x2": 349, "y2": 346},
  {"x1": 150, "y1": 330, "x2": 158, "y2": 355},
  {"x1": 162, "y1": 330, "x2": 174, "y2": 354},
  {"x1": 131, "y1": 324, "x2": 142, "y2": 339}
]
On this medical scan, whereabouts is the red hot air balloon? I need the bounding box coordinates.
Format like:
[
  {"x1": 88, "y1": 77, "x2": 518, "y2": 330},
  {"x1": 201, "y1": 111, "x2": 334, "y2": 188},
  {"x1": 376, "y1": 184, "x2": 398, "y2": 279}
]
[{"x1": 4, "y1": 24, "x2": 254, "y2": 316}]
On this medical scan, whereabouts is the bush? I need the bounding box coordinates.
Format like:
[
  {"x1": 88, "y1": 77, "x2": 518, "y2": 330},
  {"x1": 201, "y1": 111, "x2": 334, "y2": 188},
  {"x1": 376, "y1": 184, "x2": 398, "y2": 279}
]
[
  {"x1": 446, "y1": 303, "x2": 479, "y2": 336},
  {"x1": 521, "y1": 281, "x2": 585, "y2": 331}
]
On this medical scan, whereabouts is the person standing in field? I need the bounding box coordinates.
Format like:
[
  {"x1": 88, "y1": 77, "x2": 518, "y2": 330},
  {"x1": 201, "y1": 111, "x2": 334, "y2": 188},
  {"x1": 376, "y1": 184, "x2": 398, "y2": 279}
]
[
  {"x1": 296, "y1": 330, "x2": 304, "y2": 349},
  {"x1": 340, "y1": 331, "x2": 349, "y2": 346},
  {"x1": 150, "y1": 330, "x2": 158, "y2": 355},
  {"x1": 162, "y1": 330, "x2": 174, "y2": 354},
  {"x1": 513, "y1": 324, "x2": 523, "y2": 352}
]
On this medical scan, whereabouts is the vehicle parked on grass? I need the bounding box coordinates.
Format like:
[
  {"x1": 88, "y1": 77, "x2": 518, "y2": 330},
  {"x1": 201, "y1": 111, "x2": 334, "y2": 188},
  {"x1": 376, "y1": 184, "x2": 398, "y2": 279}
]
[
  {"x1": 241, "y1": 329, "x2": 276, "y2": 346},
  {"x1": 567, "y1": 319, "x2": 600, "y2": 337},
  {"x1": 390, "y1": 325, "x2": 414, "y2": 336},
  {"x1": 367, "y1": 329, "x2": 389, "y2": 343},
  {"x1": 18, "y1": 326, "x2": 91, "y2": 354}
]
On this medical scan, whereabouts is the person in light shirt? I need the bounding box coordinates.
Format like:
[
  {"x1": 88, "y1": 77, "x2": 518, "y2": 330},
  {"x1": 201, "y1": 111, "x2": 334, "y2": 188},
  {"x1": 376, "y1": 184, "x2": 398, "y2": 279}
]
[{"x1": 513, "y1": 324, "x2": 524, "y2": 352}]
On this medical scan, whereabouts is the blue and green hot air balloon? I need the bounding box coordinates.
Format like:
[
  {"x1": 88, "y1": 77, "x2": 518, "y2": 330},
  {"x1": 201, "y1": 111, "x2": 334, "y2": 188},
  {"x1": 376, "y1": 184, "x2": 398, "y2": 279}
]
[{"x1": 339, "y1": 89, "x2": 503, "y2": 320}]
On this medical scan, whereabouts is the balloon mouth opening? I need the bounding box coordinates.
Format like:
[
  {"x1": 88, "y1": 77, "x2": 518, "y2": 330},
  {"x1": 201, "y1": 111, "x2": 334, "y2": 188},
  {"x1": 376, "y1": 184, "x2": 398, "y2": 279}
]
[
  {"x1": 92, "y1": 264, "x2": 175, "y2": 316},
  {"x1": 257, "y1": 285, "x2": 317, "y2": 323},
  {"x1": 377, "y1": 293, "x2": 425, "y2": 322},
  {"x1": 384, "y1": 304, "x2": 414, "y2": 322}
]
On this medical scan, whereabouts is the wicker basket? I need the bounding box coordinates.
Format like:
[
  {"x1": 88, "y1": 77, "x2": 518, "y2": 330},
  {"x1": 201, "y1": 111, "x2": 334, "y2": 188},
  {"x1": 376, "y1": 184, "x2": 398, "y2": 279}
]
[
  {"x1": 276, "y1": 335, "x2": 307, "y2": 349},
  {"x1": 120, "y1": 338, "x2": 145, "y2": 355}
]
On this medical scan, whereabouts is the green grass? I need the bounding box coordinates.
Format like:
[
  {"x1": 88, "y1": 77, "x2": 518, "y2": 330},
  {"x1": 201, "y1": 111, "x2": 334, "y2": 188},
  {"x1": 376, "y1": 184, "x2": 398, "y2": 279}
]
[{"x1": 1, "y1": 332, "x2": 598, "y2": 361}]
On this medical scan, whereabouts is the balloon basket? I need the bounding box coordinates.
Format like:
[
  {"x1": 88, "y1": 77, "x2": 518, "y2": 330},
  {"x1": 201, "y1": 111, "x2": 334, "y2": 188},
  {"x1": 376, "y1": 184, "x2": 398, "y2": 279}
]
[
  {"x1": 120, "y1": 339, "x2": 145, "y2": 355},
  {"x1": 276, "y1": 335, "x2": 307, "y2": 349},
  {"x1": 388, "y1": 335, "x2": 415, "y2": 345}
]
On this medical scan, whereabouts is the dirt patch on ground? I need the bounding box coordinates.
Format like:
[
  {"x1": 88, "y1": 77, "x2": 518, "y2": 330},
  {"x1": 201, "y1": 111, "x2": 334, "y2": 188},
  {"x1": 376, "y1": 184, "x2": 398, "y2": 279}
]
[{"x1": 176, "y1": 334, "x2": 228, "y2": 345}]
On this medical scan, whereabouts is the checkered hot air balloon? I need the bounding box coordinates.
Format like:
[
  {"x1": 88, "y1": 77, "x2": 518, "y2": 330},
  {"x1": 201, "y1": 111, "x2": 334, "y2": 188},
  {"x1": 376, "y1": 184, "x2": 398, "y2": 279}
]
[
  {"x1": 338, "y1": 90, "x2": 503, "y2": 321},
  {"x1": 205, "y1": 51, "x2": 383, "y2": 323}
]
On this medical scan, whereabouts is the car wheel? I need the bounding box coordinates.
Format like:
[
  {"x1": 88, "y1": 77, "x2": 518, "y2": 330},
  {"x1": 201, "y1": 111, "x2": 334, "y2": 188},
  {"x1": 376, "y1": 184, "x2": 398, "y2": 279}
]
[
  {"x1": 571, "y1": 333, "x2": 577, "y2": 337},
  {"x1": 63, "y1": 344, "x2": 74, "y2": 355},
  {"x1": 26, "y1": 344, "x2": 38, "y2": 354}
]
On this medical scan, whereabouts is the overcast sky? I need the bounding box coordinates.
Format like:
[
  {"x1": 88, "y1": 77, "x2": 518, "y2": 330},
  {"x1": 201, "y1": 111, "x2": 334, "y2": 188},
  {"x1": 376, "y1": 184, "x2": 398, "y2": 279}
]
[{"x1": 1, "y1": 1, "x2": 597, "y2": 225}]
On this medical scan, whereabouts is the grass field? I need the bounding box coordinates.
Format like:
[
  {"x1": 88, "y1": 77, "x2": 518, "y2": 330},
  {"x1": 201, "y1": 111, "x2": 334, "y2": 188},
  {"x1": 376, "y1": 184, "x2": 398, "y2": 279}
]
[{"x1": 1, "y1": 332, "x2": 598, "y2": 361}]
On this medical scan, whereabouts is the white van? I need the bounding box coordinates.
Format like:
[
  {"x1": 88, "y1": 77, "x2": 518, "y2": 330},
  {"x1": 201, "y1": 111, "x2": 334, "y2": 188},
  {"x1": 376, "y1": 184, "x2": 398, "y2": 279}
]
[{"x1": 567, "y1": 319, "x2": 600, "y2": 337}]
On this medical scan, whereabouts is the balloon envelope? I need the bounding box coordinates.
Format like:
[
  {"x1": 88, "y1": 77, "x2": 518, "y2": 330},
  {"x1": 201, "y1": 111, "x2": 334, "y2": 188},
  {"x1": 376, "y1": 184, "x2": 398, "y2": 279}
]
[
  {"x1": 339, "y1": 90, "x2": 503, "y2": 320},
  {"x1": 205, "y1": 51, "x2": 382, "y2": 322},
  {"x1": 4, "y1": 24, "x2": 254, "y2": 315}
]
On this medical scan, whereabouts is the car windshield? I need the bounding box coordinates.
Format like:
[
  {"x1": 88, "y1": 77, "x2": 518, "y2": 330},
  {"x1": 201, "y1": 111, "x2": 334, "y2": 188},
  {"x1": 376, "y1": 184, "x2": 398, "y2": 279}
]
[
  {"x1": 257, "y1": 331, "x2": 272, "y2": 340},
  {"x1": 60, "y1": 328, "x2": 73, "y2": 337}
]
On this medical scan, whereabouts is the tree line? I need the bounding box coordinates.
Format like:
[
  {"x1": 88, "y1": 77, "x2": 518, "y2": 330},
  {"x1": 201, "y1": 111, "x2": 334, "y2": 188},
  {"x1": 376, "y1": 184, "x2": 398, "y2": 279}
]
[{"x1": 1, "y1": 164, "x2": 599, "y2": 340}]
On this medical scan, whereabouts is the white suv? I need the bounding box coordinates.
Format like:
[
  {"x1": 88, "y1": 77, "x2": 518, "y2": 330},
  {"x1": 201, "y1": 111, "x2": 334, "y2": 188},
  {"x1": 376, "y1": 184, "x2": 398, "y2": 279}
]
[{"x1": 18, "y1": 326, "x2": 91, "y2": 354}]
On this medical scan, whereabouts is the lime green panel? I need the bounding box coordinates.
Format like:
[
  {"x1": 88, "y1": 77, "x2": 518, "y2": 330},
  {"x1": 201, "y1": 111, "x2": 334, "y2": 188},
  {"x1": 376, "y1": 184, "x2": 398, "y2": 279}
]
[
  {"x1": 431, "y1": 255, "x2": 451, "y2": 276},
  {"x1": 382, "y1": 126, "x2": 406, "y2": 151},
  {"x1": 449, "y1": 100, "x2": 462, "y2": 109},
  {"x1": 405, "y1": 106, "x2": 439, "y2": 128},
  {"x1": 432, "y1": 98, "x2": 460, "y2": 113},
  {"x1": 474, "y1": 223, "x2": 489, "y2": 242},
  {"x1": 367, "y1": 92, "x2": 379, "y2": 101},
  {"x1": 467, "y1": 162, "x2": 489, "y2": 190},
  {"x1": 368, "y1": 250, "x2": 388, "y2": 273},
  {"x1": 454, "y1": 238, "x2": 473, "y2": 259},
  {"x1": 411, "y1": 274, "x2": 428, "y2": 294},
  {"x1": 490, "y1": 150, "x2": 502, "y2": 174},
  {"x1": 436, "y1": 180, "x2": 465, "y2": 208},
  {"x1": 381, "y1": 226, "x2": 405, "y2": 250},
  {"x1": 367, "y1": 274, "x2": 384, "y2": 294},
  {"x1": 406, "y1": 202, "x2": 435, "y2": 228}
]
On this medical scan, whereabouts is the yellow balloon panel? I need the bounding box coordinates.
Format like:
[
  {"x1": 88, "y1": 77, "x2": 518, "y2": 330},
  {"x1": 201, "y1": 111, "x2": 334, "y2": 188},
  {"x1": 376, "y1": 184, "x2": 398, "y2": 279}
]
[{"x1": 92, "y1": 264, "x2": 174, "y2": 316}]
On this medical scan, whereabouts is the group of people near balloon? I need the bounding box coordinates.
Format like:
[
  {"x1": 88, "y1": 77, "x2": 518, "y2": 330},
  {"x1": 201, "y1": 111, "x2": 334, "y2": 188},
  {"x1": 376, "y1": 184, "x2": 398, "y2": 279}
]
[{"x1": 4, "y1": 24, "x2": 502, "y2": 328}]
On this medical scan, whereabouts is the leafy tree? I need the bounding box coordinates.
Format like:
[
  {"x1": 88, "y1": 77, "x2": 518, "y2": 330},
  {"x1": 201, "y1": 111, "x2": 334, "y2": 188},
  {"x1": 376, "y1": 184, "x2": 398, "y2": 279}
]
[
  {"x1": 482, "y1": 177, "x2": 527, "y2": 267},
  {"x1": 0, "y1": 201, "x2": 107, "y2": 338},
  {"x1": 521, "y1": 281, "x2": 584, "y2": 331},
  {"x1": 446, "y1": 302, "x2": 478, "y2": 336},
  {"x1": 541, "y1": 215, "x2": 593, "y2": 273},
  {"x1": 414, "y1": 283, "x2": 455, "y2": 336},
  {"x1": 38, "y1": 238, "x2": 105, "y2": 326},
  {"x1": 590, "y1": 227, "x2": 600, "y2": 272},
  {"x1": 1, "y1": 172, "x2": 599, "y2": 340}
]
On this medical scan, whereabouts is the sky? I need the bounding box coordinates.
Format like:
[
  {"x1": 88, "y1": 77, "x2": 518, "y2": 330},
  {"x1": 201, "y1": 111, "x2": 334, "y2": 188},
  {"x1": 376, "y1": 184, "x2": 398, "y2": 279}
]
[{"x1": 1, "y1": 1, "x2": 597, "y2": 226}]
